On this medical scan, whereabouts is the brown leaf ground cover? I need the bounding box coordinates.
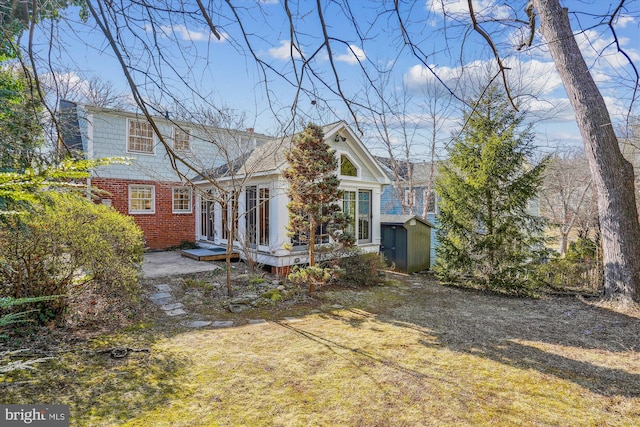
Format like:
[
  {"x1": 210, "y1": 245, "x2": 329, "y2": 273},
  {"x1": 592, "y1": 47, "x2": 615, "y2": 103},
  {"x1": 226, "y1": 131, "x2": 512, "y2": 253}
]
[{"x1": 2, "y1": 264, "x2": 639, "y2": 426}]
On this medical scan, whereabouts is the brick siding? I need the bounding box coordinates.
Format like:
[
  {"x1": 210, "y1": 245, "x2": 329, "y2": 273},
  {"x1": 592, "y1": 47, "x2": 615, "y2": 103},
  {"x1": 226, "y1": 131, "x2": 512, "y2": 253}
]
[{"x1": 92, "y1": 178, "x2": 195, "y2": 249}]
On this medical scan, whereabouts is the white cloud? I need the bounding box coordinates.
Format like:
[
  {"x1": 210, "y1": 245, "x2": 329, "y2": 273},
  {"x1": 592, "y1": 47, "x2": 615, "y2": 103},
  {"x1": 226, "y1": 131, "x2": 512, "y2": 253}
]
[
  {"x1": 403, "y1": 58, "x2": 561, "y2": 100},
  {"x1": 268, "y1": 40, "x2": 302, "y2": 60},
  {"x1": 148, "y1": 24, "x2": 227, "y2": 43},
  {"x1": 426, "y1": 0, "x2": 511, "y2": 21},
  {"x1": 334, "y1": 45, "x2": 367, "y2": 65},
  {"x1": 614, "y1": 15, "x2": 635, "y2": 28}
]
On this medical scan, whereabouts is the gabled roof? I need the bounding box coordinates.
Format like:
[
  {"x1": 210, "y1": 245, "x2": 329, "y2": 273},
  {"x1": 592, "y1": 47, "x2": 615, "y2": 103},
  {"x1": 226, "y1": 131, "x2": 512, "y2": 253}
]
[
  {"x1": 380, "y1": 214, "x2": 435, "y2": 228},
  {"x1": 375, "y1": 156, "x2": 440, "y2": 185},
  {"x1": 215, "y1": 121, "x2": 390, "y2": 184}
]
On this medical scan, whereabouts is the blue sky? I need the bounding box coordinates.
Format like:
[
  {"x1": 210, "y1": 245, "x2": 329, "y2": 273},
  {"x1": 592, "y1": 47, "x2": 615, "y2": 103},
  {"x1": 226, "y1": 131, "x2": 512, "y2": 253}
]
[{"x1": 33, "y1": 0, "x2": 640, "y2": 160}]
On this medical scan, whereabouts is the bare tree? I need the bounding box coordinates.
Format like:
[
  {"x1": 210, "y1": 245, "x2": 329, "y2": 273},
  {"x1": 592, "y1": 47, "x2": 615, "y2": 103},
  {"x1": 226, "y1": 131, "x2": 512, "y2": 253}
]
[
  {"x1": 365, "y1": 71, "x2": 452, "y2": 218},
  {"x1": 8, "y1": 0, "x2": 640, "y2": 302},
  {"x1": 528, "y1": 0, "x2": 640, "y2": 302},
  {"x1": 540, "y1": 151, "x2": 596, "y2": 256}
]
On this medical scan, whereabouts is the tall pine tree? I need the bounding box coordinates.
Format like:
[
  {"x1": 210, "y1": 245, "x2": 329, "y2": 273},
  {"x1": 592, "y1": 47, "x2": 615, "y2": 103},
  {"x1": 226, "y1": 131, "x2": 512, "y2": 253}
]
[
  {"x1": 283, "y1": 123, "x2": 352, "y2": 291},
  {"x1": 434, "y1": 87, "x2": 547, "y2": 293}
]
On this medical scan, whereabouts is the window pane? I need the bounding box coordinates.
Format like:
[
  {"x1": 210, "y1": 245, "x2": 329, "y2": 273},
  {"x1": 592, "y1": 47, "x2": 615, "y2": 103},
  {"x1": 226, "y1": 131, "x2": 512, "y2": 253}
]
[
  {"x1": 358, "y1": 190, "x2": 371, "y2": 242},
  {"x1": 343, "y1": 191, "x2": 356, "y2": 235},
  {"x1": 128, "y1": 121, "x2": 154, "y2": 153},
  {"x1": 130, "y1": 185, "x2": 154, "y2": 213},
  {"x1": 246, "y1": 186, "x2": 257, "y2": 247},
  {"x1": 173, "y1": 187, "x2": 191, "y2": 212},
  {"x1": 340, "y1": 155, "x2": 357, "y2": 176},
  {"x1": 259, "y1": 188, "x2": 270, "y2": 246},
  {"x1": 174, "y1": 127, "x2": 190, "y2": 151}
]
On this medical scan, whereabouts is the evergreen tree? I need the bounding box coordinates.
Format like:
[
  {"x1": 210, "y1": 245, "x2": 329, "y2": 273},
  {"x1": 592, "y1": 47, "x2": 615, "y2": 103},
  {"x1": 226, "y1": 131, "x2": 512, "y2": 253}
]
[
  {"x1": 283, "y1": 123, "x2": 352, "y2": 292},
  {"x1": 434, "y1": 87, "x2": 547, "y2": 293},
  {"x1": 0, "y1": 67, "x2": 45, "y2": 173}
]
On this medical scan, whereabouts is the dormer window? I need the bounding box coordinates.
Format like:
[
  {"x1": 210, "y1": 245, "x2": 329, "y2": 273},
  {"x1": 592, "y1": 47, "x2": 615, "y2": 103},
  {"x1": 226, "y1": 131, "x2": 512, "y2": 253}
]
[{"x1": 340, "y1": 154, "x2": 357, "y2": 177}]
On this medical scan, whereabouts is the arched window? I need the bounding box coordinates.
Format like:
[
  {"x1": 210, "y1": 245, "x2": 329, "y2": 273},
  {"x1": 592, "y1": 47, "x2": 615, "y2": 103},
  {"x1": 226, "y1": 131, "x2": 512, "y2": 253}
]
[{"x1": 340, "y1": 154, "x2": 357, "y2": 177}]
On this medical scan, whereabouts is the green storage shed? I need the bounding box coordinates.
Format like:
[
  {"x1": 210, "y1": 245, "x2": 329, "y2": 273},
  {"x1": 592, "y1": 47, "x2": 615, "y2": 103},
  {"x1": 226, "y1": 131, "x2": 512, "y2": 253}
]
[{"x1": 380, "y1": 215, "x2": 433, "y2": 274}]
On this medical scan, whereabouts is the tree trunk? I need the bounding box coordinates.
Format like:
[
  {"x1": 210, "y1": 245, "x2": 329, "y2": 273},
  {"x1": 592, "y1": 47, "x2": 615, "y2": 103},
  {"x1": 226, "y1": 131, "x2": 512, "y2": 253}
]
[
  {"x1": 534, "y1": 0, "x2": 640, "y2": 302},
  {"x1": 559, "y1": 232, "x2": 568, "y2": 257}
]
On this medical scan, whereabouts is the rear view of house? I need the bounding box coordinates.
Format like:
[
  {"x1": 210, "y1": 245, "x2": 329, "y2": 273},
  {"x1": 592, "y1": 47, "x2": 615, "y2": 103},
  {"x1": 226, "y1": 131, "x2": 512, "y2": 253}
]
[{"x1": 60, "y1": 102, "x2": 269, "y2": 249}]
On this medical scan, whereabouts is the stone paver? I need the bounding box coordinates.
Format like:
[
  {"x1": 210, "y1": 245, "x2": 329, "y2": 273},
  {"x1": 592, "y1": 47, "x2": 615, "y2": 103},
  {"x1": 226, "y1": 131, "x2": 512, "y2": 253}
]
[
  {"x1": 211, "y1": 320, "x2": 234, "y2": 328},
  {"x1": 154, "y1": 284, "x2": 172, "y2": 292},
  {"x1": 149, "y1": 292, "x2": 172, "y2": 302},
  {"x1": 247, "y1": 319, "x2": 267, "y2": 325},
  {"x1": 160, "y1": 302, "x2": 184, "y2": 311},
  {"x1": 187, "y1": 320, "x2": 212, "y2": 328},
  {"x1": 166, "y1": 308, "x2": 188, "y2": 316}
]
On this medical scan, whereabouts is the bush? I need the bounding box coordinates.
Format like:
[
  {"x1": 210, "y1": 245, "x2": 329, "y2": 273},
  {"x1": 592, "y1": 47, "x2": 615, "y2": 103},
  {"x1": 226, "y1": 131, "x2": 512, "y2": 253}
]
[
  {"x1": 288, "y1": 265, "x2": 334, "y2": 292},
  {"x1": 0, "y1": 194, "x2": 144, "y2": 323},
  {"x1": 335, "y1": 251, "x2": 385, "y2": 287},
  {"x1": 538, "y1": 238, "x2": 602, "y2": 293}
]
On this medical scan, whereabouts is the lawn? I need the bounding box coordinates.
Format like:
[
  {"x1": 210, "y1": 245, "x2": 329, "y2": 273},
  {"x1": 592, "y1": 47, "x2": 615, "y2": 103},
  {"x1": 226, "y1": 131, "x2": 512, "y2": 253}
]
[{"x1": 2, "y1": 273, "x2": 639, "y2": 426}]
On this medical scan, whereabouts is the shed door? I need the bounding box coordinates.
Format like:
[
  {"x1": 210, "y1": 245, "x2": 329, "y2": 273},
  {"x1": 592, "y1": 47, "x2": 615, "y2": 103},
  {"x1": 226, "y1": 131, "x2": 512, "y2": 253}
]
[{"x1": 381, "y1": 225, "x2": 397, "y2": 268}]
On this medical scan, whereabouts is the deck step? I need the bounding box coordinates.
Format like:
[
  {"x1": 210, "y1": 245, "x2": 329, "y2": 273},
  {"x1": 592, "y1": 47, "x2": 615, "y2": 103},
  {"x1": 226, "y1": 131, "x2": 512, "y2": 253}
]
[{"x1": 180, "y1": 248, "x2": 239, "y2": 261}]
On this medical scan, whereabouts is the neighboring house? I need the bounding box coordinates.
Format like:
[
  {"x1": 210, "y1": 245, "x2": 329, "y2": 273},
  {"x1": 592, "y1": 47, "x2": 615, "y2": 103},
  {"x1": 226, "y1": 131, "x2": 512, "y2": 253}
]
[
  {"x1": 60, "y1": 101, "x2": 270, "y2": 249},
  {"x1": 194, "y1": 121, "x2": 391, "y2": 273},
  {"x1": 377, "y1": 157, "x2": 542, "y2": 267},
  {"x1": 377, "y1": 158, "x2": 439, "y2": 265}
]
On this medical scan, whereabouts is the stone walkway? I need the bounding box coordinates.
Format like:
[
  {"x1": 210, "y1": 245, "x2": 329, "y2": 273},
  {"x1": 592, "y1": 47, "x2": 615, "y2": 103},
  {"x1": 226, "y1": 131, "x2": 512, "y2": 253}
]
[{"x1": 147, "y1": 282, "x2": 323, "y2": 329}]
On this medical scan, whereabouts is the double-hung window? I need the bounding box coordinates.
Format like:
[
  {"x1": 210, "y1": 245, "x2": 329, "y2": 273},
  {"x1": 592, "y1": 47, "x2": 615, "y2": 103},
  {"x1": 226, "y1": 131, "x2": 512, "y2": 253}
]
[
  {"x1": 129, "y1": 185, "x2": 155, "y2": 214},
  {"x1": 128, "y1": 119, "x2": 154, "y2": 154},
  {"x1": 173, "y1": 127, "x2": 190, "y2": 151},
  {"x1": 172, "y1": 187, "x2": 192, "y2": 213}
]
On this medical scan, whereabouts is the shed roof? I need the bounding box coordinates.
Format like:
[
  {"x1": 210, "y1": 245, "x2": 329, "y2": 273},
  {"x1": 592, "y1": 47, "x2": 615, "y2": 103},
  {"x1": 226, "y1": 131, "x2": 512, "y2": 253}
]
[{"x1": 380, "y1": 214, "x2": 435, "y2": 228}]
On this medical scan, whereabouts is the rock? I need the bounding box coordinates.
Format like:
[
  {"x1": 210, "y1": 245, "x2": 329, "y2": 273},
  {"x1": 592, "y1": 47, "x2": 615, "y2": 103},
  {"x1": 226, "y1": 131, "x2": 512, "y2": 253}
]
[
  {"x1": 149, "y1": 292, "x2": 172, "y2": 302},
  {"x1": 154, "y1": 284, "x2": 172, "y2": 292},
  {"x1": 231, "y1": 294, "x2": 258, "y2": 305},
  {"x1": 166, "y1": 308, "x2": 187, "y2": 316},
  {"x1": 227, "y1": 303, "x2": 247, "y2": 313},
  {"x1": 187, "y1": 320, "x2": 212, "y2": 328},
  {"x1": 212, "y1": 320, "x2": 234, "y2": 328},
  {"x1": 277, "y1": 285, "x2": 286, "y2": 291},
  {"x1": 160, "y1": 302, "x2": 184, "y2": 311},
  {"x1": 247, "y1": 319, "x2": 267, "y2": 325}
]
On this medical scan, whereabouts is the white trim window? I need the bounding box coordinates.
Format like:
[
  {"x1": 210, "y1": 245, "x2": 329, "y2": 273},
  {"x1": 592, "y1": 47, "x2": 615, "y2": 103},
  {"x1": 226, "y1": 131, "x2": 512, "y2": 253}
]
[
  {"x1": 173, "y1": 127, "x2": 191, "y2": 151},
  {"x1": 425, "y1": 189, "x2": 438, "y2": 214},
  {"x1": 172, "y1": 187, "x2": 192, "y2": 213},
  {"x1": 129, "y1": 185, "x2": 155, "y2": 214},
  {"x1": 340, "y1": 154, "x2": 358, "y2": 177},
  {"x1": 343, "y1": 189, "x2": 372, "y2": 244},
  {"x1": 127, "y1": 119, "x2": 155, "y2": 154}
]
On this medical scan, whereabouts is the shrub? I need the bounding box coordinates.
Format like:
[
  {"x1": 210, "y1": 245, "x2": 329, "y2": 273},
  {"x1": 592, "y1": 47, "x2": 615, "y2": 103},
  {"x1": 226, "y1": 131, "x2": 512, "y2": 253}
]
[
  {"x1": 538, "y1": 237, "x2": 602, "y2": 293},
  {"x1": 336, "y1": 251, "x2": 386, "y2": 287},
  {"x1": 0, "y1": 194, "x2": 144, "y2": 323},
  {"x1": 288, "y1": 265, "x2": 335, "y2": 293}
]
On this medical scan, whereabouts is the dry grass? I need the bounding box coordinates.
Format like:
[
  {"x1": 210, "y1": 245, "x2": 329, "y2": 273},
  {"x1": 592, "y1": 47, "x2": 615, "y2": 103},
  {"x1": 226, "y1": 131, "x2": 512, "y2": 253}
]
[{"x1": 2, "y1": 273, "x2": 640, "y2": 426}]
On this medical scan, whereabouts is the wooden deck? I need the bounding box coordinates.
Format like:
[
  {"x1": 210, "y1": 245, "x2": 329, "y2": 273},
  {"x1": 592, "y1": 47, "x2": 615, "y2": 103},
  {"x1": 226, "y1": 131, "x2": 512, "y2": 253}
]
[{"x1": 180, "y1": 248, "x2": 240, "y2": 261}]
